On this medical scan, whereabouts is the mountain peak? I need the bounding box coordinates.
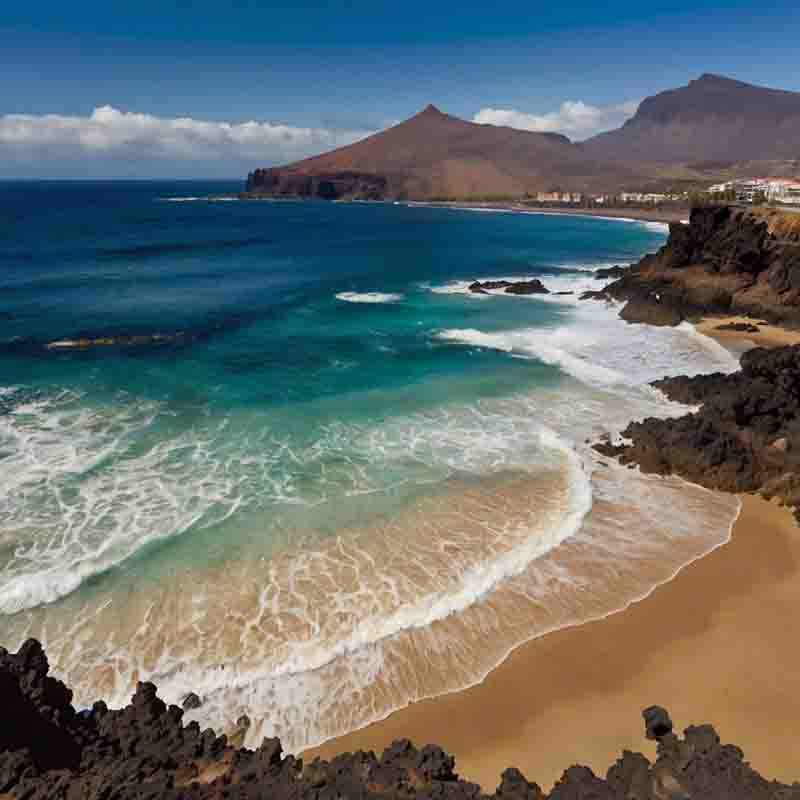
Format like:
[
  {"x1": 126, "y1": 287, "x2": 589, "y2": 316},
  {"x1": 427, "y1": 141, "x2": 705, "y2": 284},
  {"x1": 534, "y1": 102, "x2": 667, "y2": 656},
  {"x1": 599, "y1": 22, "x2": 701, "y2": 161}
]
[
  {"x1": 418, "y1": 104, "x2": 445, "y2": 117},
  {"x1": 691, "y1": 73, "x2": 751, "y2": 89}
]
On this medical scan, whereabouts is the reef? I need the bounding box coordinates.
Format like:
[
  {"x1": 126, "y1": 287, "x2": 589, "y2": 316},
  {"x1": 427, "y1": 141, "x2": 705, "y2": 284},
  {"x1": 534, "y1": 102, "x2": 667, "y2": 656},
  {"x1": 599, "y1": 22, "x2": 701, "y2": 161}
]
[{"x1": 2, "y1": 640, "x2": 799, "y2": 799}]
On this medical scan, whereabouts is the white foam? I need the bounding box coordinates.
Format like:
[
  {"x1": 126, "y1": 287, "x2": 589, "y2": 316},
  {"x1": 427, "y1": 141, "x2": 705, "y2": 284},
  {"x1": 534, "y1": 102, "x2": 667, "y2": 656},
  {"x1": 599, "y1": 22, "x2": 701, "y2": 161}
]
[{"x1": 336, "y1": 291, "x2": 404, "y2": 304}]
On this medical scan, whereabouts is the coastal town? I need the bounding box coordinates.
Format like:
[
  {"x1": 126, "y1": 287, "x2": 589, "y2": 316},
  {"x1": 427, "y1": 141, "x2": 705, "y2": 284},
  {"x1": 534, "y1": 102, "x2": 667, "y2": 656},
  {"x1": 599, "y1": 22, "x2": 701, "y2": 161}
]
[{"x1": 526, "y1": 177, "x2": 800, "y2": 208}]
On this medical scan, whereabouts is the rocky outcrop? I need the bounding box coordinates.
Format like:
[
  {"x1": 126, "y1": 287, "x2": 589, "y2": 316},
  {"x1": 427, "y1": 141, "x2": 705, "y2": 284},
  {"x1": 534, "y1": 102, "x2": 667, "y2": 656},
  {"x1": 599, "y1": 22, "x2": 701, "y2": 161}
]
[
  {"x1": 3, "y1": 640, "x2": 800, "y2": 799},
  {"x1": 599, "y1": 205, "x2": 800, "y2": 327},
  {"x1": 469, "y1": 279, "x2": 549, "y2": 295},
  {"x1": 244, "y1": 169, "x2": 393, "y2": 200},
  {"x1": 595, "y1": 344, "x2": 800, "y2": 519}
]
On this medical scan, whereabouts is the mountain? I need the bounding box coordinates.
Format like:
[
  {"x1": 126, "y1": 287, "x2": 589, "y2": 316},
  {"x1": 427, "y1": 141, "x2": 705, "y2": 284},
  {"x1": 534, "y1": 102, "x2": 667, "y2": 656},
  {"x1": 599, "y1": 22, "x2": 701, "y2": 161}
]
[
  {"x1": 245, "y1": 105, "x2": 640, "y2": 200},
  {"x1": 245, "y1": 75, "x2": 800, "y2": 200},
  {"x1": 585, "y1": 74, "x2": 800, "y2": 164}
]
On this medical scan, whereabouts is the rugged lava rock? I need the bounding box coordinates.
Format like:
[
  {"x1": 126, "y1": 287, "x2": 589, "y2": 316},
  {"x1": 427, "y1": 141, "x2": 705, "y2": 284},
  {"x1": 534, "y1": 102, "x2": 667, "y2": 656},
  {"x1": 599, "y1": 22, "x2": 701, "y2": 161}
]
[
  {"x1": 596, "y1": 205, "x2": 800, "y2": 327},
  {"x1": 595, "y1": 344, "x2": 800, "y2": 518},
  {"x1": 469, "y1": 279, "x2": 549, "y2": 295},
  {"x1": 2, "y1": 640, "x2": 800, "y2": 799}
]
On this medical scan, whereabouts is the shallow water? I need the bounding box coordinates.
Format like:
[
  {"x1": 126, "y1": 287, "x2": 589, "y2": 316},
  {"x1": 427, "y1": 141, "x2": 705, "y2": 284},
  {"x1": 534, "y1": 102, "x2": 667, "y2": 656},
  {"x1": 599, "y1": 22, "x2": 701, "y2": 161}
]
[{"x1": 0, "y1": 182, "x2": 740, "y2": 750}]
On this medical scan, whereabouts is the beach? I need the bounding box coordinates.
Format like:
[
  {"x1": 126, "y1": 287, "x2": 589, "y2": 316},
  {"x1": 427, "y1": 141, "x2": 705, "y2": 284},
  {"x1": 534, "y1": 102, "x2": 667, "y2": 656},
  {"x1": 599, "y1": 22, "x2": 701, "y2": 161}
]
[
  {"x1": 695, "y1": 315, "x2": 800, "y2": 348},
  {"x1": 414, "y1": 201, "x2": 687, "y2": 225},
  {"x1": 306, "y1": 320, "x2": 800, "y2": 790},
  {"x1": 307, "y1": 495, "x2": 799, "y2": 791}
]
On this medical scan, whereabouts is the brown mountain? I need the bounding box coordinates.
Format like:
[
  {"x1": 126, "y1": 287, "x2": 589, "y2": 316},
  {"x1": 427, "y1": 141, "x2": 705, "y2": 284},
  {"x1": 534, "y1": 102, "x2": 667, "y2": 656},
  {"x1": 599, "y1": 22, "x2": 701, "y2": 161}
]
[
  {"x1": 245, "y1": 105, "x2": 640, "y2": 200},
  {"x1": 585, "y1": 73, "x2": 800, "y2": 164},
  {"x1": 245, "y1": 75, "x2": 800, "y2": 200}
]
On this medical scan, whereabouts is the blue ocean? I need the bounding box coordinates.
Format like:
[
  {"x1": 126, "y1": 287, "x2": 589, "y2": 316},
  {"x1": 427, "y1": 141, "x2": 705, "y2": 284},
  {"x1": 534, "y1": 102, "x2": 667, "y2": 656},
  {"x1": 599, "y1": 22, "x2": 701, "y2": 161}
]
[{"x1": 0, "y1": 181, "x2": 740, "y2": 751}]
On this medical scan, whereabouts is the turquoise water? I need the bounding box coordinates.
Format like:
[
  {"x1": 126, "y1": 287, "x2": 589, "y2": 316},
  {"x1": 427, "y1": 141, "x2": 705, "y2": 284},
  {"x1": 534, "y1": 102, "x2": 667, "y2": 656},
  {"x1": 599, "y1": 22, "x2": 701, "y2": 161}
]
[{"x1": 0, "y1": 183, "x2": 741, "y2": 750}]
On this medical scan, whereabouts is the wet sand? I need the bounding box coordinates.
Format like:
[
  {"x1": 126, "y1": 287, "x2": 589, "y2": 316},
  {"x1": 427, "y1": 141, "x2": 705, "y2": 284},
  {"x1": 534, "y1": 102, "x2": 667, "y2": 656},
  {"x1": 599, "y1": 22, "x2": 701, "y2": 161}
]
[{"x1": 307, "y1": 495, "x2": 800, "y2": 792}]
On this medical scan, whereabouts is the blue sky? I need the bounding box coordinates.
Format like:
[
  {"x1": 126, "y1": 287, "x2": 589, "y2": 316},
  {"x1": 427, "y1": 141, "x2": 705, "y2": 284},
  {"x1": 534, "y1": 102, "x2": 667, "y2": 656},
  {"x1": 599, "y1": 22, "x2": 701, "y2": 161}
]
[{"x1": 2, "y1": 0, "x2": 799, "y2": 177}]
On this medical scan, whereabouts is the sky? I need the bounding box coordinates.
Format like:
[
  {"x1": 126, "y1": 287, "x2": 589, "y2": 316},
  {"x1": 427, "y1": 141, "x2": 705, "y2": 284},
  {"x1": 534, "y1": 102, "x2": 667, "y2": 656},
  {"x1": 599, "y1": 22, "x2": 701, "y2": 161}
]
[{"x1": 2, "y1": 0, "x2": 800, "y2": 178}]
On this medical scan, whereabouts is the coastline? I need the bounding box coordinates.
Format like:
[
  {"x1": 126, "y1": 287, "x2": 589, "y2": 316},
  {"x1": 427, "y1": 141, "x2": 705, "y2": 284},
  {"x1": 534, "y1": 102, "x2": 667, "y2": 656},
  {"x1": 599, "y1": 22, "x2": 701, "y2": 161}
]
[
  {"x1": 306, "y1": 318, "x2": 800, "y2": 790},
  {"x1": 414, "y1": 202, "x2": 687, "y2": 225},
  {"x1": 306, "y1": 494, "x2": 799, "y2": 791},
  {"x1": 695, "y1": 314, "x2": 800, "y2": 348}
]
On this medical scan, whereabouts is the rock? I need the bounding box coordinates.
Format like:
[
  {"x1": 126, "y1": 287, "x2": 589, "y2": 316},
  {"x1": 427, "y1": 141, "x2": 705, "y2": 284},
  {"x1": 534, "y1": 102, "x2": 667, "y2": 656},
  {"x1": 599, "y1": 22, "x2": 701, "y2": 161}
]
[
  {"x1": 553, "y1": 291, "x2": 574, "y2": 295},
  {"x1": 182, "y1": 692, "x2": 203, "y2": 711},
  {"x1": 579, "y1": 289, "x2": 610, "y2": 301},
  {"x1": 601, "y1": 205, "x2": 800, "y2": 327},
  {"x1": 504, "y1": 279, "x2": 549, "y2": 295},
  {"x1": 595, "y1": 344, "x2": 800, "y2": 519},
  {"x1": 715, "y1": 322, "x2": 760, "y2": 333},
  {"x1": 620, "y1": 297, "x2": 683, "y2": 326},
  {"x1": 643, "y1": 706, "x2": 674, "y2": 740},
  {"x1": 468, "y1": 279, "x2": 549, "y2": 295},
  {"x1": 594, "y1": 265, "x2": 629, "y2": 280},
  {"x1": 2, "y1": 639, "x2": 799, "y2": 799}
]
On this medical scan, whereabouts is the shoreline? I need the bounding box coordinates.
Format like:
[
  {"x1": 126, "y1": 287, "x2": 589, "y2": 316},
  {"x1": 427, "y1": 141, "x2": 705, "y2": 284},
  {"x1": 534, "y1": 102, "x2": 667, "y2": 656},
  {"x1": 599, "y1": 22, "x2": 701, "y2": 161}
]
[
  {"x1": 307, "y1": 494, "x2": 800, "y2": 791},
  {"x1": 408, "y1": 201, "x2": 687, "y2": 225},
  {"x1": 306, "y1": 322, "x2": 800, "y2": 789}
]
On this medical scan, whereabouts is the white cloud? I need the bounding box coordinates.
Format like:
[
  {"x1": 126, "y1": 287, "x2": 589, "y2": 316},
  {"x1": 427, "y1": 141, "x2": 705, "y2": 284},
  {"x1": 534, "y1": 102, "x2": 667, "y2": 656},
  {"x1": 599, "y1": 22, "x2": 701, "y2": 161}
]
[
  {"x1": 473, "y1": 99, "x2": 640, "y2": 140},
  {"x1": 0, "y1": 106, "x2": 373, "y2": 166}
]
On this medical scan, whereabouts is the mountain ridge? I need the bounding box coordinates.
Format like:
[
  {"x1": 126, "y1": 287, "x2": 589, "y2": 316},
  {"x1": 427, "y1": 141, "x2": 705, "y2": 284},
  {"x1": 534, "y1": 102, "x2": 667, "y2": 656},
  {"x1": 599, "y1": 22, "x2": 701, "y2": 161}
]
[{"x1": 246, "y1": 74, "x2": 800, "y2": 200}]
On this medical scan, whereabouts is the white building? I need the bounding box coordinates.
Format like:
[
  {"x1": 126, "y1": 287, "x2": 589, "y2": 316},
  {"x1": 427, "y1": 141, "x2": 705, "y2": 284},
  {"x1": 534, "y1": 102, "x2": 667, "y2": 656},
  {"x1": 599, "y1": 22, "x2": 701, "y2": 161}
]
[{"x1": 767, "y1": 180, "x2": 800, "y2": 205}]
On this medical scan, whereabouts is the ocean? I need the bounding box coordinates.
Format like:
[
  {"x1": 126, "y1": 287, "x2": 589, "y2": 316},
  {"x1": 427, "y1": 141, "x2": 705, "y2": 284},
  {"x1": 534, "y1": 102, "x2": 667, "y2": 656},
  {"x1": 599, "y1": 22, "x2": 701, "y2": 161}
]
[{"x1": 0, "y1": 181, "x2": 740, "y2": 751}]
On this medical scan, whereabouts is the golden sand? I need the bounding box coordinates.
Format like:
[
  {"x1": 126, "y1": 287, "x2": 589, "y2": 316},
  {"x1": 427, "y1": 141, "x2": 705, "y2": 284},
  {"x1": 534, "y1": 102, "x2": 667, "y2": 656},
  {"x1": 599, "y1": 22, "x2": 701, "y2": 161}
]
[
  {"x1": 695, "y1": 315, "x2": 800, "y2": 348},
  {"x1": 307, "y1": 496, "x2": 800, "y2": 791}
]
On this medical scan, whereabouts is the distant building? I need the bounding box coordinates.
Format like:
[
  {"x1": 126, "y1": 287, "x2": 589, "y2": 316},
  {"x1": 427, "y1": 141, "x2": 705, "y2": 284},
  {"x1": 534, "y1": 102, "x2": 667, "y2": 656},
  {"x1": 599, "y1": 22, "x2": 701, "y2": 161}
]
[
  {"x1": 767, "y1": 179, "x2": 800, "y2": 205},
  {"x1": 620, "y1": 192, "x2": 668, "y2": 204},
  {"x1": 532, "y1": 191, "x2": 583, "y2": 203}
]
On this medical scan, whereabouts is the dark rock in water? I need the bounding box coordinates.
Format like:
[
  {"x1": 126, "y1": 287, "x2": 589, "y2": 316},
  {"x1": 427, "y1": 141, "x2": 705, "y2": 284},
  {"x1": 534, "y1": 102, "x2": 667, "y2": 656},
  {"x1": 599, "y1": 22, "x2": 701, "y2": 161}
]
[
  {"x1": 2, "y1": 642, "x2": 799, "y2": 799},
  {"x1": 553, "y1": 290, "x2": 574, "y2": 295},
  {"x1": 504, "y1": 279, "x2": 549, "y2": 295},
  {"x1": 619, "y1": 297, "x2": 683, "y2": 326},
  {"x1": 183, "y1": 692, "x2": 202, "y2": 710},
  {"x1": 595, "y1": 265, "x2": 629, "y2": 280},
  {"x1": 643, "y1": 706, "x2": 674, "y2": 740},
  {"x1": 469, "y1": 279, "x2": 549, "y2": 295},
  {"x1": 715, "y1": 321, "x2": 760, "y2": 333},
  {"x1": 580, "y1": 289, "x2": 611, "y2": 301},
  {"x1": 469, "y1": 280, "x2": 510, "y2": 294}
]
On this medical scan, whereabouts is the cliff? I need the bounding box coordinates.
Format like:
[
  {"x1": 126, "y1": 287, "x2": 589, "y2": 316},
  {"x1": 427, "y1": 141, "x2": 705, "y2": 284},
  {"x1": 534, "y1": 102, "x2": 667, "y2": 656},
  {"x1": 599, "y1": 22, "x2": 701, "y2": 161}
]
[
  {"x1": 596, "y1": 205, "x2": 800, "y2": 327},
  {"x1": 3, "y1": 639, "x2": 799, "y2": 799}
]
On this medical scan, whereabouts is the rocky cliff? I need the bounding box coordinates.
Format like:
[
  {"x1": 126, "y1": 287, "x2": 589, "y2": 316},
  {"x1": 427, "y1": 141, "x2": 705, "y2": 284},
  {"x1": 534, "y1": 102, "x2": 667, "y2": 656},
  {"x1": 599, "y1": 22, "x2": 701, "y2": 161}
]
[
  {"x1": 2, "y1": 639, "x2": 799, "y2": 799},
  {"x1": 597, "y1": 205, "x2": 800, "y2": 327}
]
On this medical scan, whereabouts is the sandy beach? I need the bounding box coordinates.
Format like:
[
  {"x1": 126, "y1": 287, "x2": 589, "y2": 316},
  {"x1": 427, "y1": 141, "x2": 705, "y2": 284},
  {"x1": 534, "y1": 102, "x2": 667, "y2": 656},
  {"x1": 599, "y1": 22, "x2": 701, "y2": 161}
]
[
  {"x1": 695, "y1": 315, "x2": 800, "y2": 348},
  {"x1": 418, "y1": 201, "x2": 688, "y2": 225},
  {"x1": 307, "y1": 496, "x2": 799, "y2": 791},
  {"x1": 307, "y1": 319, "x2": 800, "y2": 791}
]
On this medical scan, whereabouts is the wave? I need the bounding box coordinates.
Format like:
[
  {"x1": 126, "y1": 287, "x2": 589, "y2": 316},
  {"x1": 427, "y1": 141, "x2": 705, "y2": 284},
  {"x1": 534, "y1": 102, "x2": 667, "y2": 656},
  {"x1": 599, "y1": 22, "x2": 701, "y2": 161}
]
[{"x1": 336, "y1": 291, "x2": 405, "y2": 304}]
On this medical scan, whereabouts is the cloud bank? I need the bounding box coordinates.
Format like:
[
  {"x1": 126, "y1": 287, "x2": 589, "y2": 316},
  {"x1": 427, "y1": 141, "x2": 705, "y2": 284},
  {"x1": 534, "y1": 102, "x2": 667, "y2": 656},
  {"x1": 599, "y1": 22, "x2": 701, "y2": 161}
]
[
  {"x1": 0, "y1": 106, "x2": 373, "y2": 176},
  {"x1": 473, "y1": 99, "x2": 640, "y2": 140}
]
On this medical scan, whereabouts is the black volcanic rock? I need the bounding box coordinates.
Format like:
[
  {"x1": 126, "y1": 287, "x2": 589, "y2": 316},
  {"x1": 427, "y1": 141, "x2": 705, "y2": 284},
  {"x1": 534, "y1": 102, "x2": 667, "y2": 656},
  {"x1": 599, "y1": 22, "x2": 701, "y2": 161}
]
[
  {"x1": 3, "y1": 640, "x2": 800, "y2": 799},
  {"x1": 595, "y1": 344, "x2": 800, "y2": 519},
  {"x1": 469, "y1": 279, "x2": 549, "y2": 295},
  {"x1": 504, "y1": 279, "x2": 549, "y2": 295}
]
